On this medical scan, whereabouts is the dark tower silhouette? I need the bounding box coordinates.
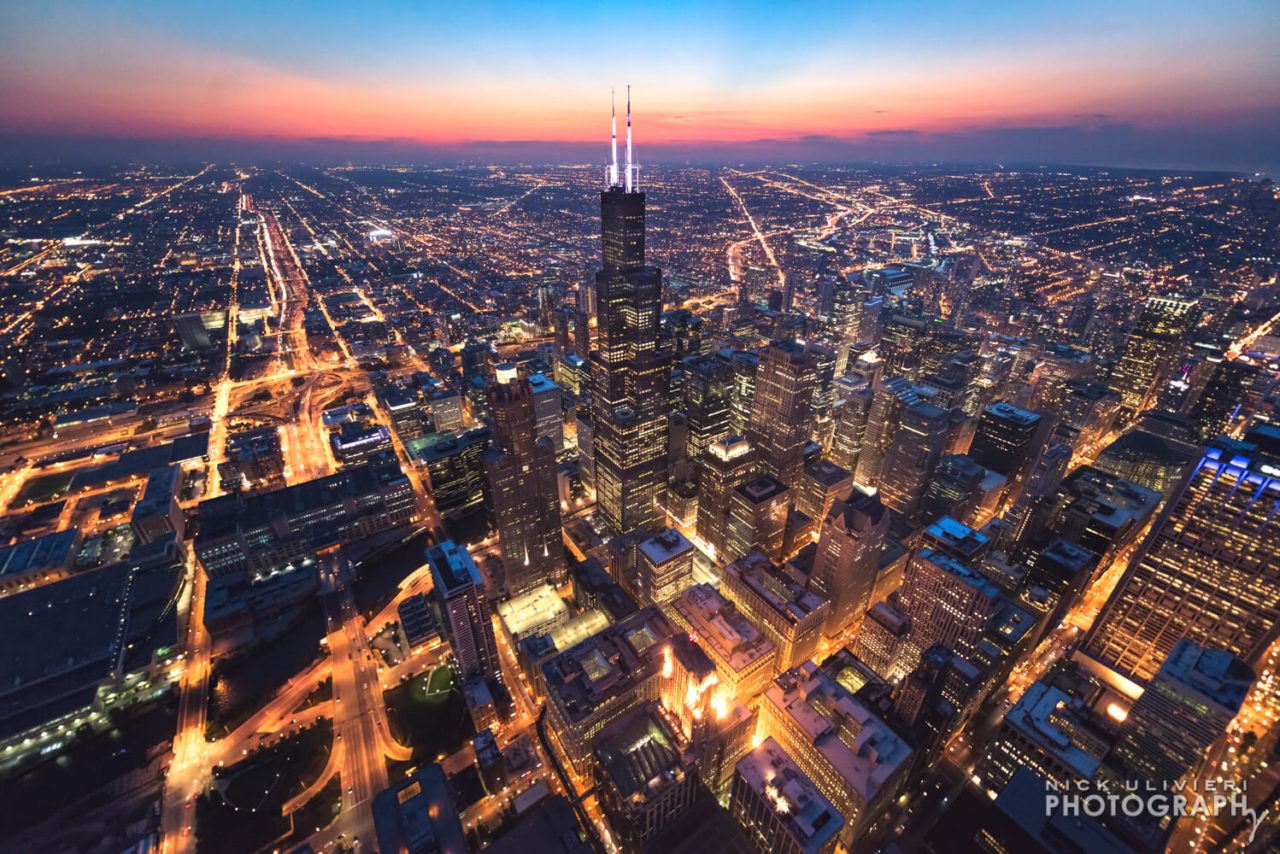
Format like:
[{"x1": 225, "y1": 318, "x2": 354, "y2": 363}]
[{"x1": 591, "y1": 88, "x2": 669, "y2": 536}]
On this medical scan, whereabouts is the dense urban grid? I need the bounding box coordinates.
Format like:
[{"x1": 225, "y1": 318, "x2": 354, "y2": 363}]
[{"x1": 0, "y1": 98, "x2": 1279, "y2": 854}]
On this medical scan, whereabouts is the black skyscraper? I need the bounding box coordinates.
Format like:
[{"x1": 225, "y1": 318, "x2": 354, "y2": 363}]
[{"x1": 591, "y1": 89, "x2": 669, "y2": 536}]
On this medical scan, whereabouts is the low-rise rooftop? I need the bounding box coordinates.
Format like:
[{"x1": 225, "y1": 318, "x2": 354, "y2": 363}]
[
  {"x1": 764, "y1": 662, "x2": 912, "y2": 804},
  {"x1": 736, "y1": 737, "x2": 844, "y2": 854}
]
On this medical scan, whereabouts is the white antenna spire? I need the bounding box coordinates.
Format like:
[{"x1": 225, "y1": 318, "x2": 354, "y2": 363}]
[
  {"x1": 608, "y1": 90, "x2": 619, "y2": 188},
  {"x1": 624, "y1": 84, "x2": 635, "y2": 192}
]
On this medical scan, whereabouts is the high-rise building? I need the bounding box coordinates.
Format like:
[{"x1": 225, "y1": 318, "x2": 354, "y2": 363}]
[
  {"x1": 830, "y1": 278, "x2": 867, "y2": 349},
  {"x1": 878, "y1": 401, "x2": 949, "y2": 519},
  {"x1": 730, "y1": 737, "x2": 844, "y2": 854},
  {"x1": 1085, "y1": 431, "x2": 1280, "y2": 683},
  {"x1": 749, "y1": 340, "x2": 817, "y2": 488},
  {"x1": 968, "y1": 401, "x2": 1050, "y2": 507},
  {"x1": 696, "y1": 436, "x2": 756, "y2": 560},
  {"x1": 541, "y1": 605, "x2": 680, "y2": 776},
  {"x1": 878, "y1": 315, "x2": 931, "y2": 381},
  {"x1": 428, "y1": 539, "x2": 500, "y2": 680},
  {"x1": 1020, "y1": 538, "x2": 1097, "y2": 623},
  {"x1": 662, "y1": 308, "x2": 705, "y2": 359},
  {"x1": 1108, "y1": 296, "x2": 1199, "y2": 422},
  {"x1": 554, "y1": 304, "x2": 577, "y2": 357},
  {"x1": 855, "y1": 375, "x2": 922, "y2": 487},
  {"x1": 855, "y1": 601, "x2": 911, "y2": 681},
  {"x1": 729, "y1": 349, "x2": 761, "y2": 438},
  {"x1": 412, "y1": 428, "x2": 492, "y2": 520},
  {"x1": 594, "y1": 703, "x2": 701, "y2": 848},
  {"x1": 921, "y1": 454, "x2": 1005, "y2": 528},
  {"x1": 895, "y1": 545, "x2": 1003, "y2": 673},
  {"x1": 858, "y1": 295, "x2": 885, "y2": 343},
  {"x1": 827, "y1": 380, "x2": 872, "y2": 474},
  {"x1": 726, "y1": 475, "x2": 791, "y2": 563},
  {"x1": 634, "y1": 527, "x2": 694, "y2": 607},
  {"x1": 810, "y1": 484, "x2": 887, "y2": 640},
  {"x1": 808, "y1": 344, "x2": 839, "y2": 442},
  {"x1": 683, "y1": 353, "x2": 734, "y2": 464},
  {"x1": 794, "y1": 459, "x2": 854, "y2": 524},
  {"x1": 1111, "y1": 639, "x2": 1253, "y2": 785},
  {"x1": 484, "y1": 373, "x2": 566, "y2": 596},
  {"x1": 976, "y1": 680, "x2": 1109, "y2": 793},
  {"x1": 1055, "y1": 379, "x2": 1121, "y2": 455},
  {"x1": 1020, "y1": 464, "x2": 1160, "y2": 563},
  {"x1": 591, "y1": 93, "x2": 669, "y2": 536},
  {"x1": 1093, "y1": 421, "x2": 1199, "y2": 497},
  {"x1": 1031, "y1": 344, "x2": 1094, "y2": 412},
  {"x1": 527, "y1": 372, "x2": 564, "y2": 455},
  {"x1": 1190, "y1": 358, "x2": 1258, "y2": 440}
]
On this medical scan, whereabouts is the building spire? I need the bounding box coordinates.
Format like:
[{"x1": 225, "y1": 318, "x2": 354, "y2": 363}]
[
  {"x1": 624, "y1": 84, "x2": 636, "y2": 192},
  {"x1": 608, "y1": 89, "x2": 620, "y2": 188}
]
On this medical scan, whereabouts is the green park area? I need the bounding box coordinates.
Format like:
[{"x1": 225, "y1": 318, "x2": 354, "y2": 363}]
[
  {"x1": 196, "y1": 720, "x2": 335, "y2": 853},
  {"x1": 13, "y1": 470, "x2": 75, "y2": 506},
  {"x1": 384, "y1": 665, "x2": 474, "y2": 766}
]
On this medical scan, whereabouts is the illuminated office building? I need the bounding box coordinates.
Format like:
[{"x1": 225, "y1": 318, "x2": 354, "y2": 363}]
[
  {"x1": 594, "y1": 703, "x2": 700, "y2": 848},
  {"x1": 721, "y1": 552, "x2": 829, "y2": 673},
  {"x1": 895, "y1": 544, "x2": 1003, "y2": 673},
  {"x1": 1056, "y1": 379, "x2": 1121, "y2": 454},
  {"x1": 977, "y1": 680, "x2": 1109, "y2": 794},
  {"x1": 412, "y1": 428, "x2": 491, "y2": 520},
  {"x1": 1085, "y1": 431, "x2": 1280, "y2": 683},
  {"x1": 794, "y1": 459, "x2": 854, "y2": 525},
  {"x1": 726, "y1": 475, "x2": 791, "y2": 563},
  {"x1": 1108, "y1": 296, "x2": 1199, "y2": 422},
  {"x1": 696, "y1": 436, "x2": 756, "y2": 560},
  {"x1": 1031, "y1": 344, "x2": 1094, "y2": 412},
  {"x1": 541, "y1": 605, "x2": 680, "y2": 777},
  {"x1": 921, "y1": 454, "x2": 1005, "y2": 528},
  {"x1": 591, "y1": 91, "x2": 669, "y2": 535},
  {"x1": 1111, "y1": 639, "x2": 1253, "y2": 784},
  {"x1": 730, "y1": 737, "x2": 843, "y2": 854},
  {"x1": 827, "y1": 380, "x2": 872, "y2": 474},
  {"x1": 428, "y1": 540, "x2": 501, "y2": 680},
  {"x1": 1093, "y1": 425, "x2": 1198, "y2": 497},
  {"x1": 683, "y1": 353, "x2": 734, "y2": 463},
  {"x1": 968, "y1": 401, "x2": 1050, "y2": 508},
  {"x1": 878, "y1": 315, "x2": 931, "y2": 381},
  {"x1": 668, "y1": 583, "x2": 777, "y2": 704},
  {"x1": 855, "y1": 375, "x2": 922, "y2": 487},
  {"x1": 760, "y1": 662, "x2": 912, "y2": 845},
  {"x1": 634, "y1": 528, "x2": 694, "y2": 607},
  {"x1": 528, "y1": 372, "x2": 564, "y2": 455},
  {"x1": 1018, "y1": 464, "x2": 1159, "y2": 562},
  {"x1": 854, "y1": 601, "x2": 911, "y2": 681},
  {"x1": 810, "y1": 484, "x2": 887, "y2": 640},
  {"x1": 749, "y1": 340, "x2": 817, "y2": 488},
  {"x1": 1190, "y1": 357, "x2": 1258, "y2": 441},
  {"x1": 808, "y1": 344, "x2": 838, "y2": 441},
  {"x1": 484, "y1": 371, "x2": 566, "y2": 596},
  {"x1": 878, "y1": 401, "x2": 949, "y2": 519},
  {"x1": 729, "y1": 349, "x2": 760, "y2": 438}
]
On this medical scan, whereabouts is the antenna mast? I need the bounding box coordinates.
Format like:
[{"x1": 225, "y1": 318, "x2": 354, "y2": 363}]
[
  {"x1": 607, "y1": 90, "x2": 619, "y2": 188},
  {"x1": 624, "y1": 85, "x2": 636, "y2": 192}
]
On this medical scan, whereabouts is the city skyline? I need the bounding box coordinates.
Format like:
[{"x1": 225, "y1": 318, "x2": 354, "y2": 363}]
[
  {"x1": 1, "y1": 8, "x2": 1279, "y2": 851},
  {"x1": 2, "y1": 1, "x2": 1279, "y2": 174}
]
